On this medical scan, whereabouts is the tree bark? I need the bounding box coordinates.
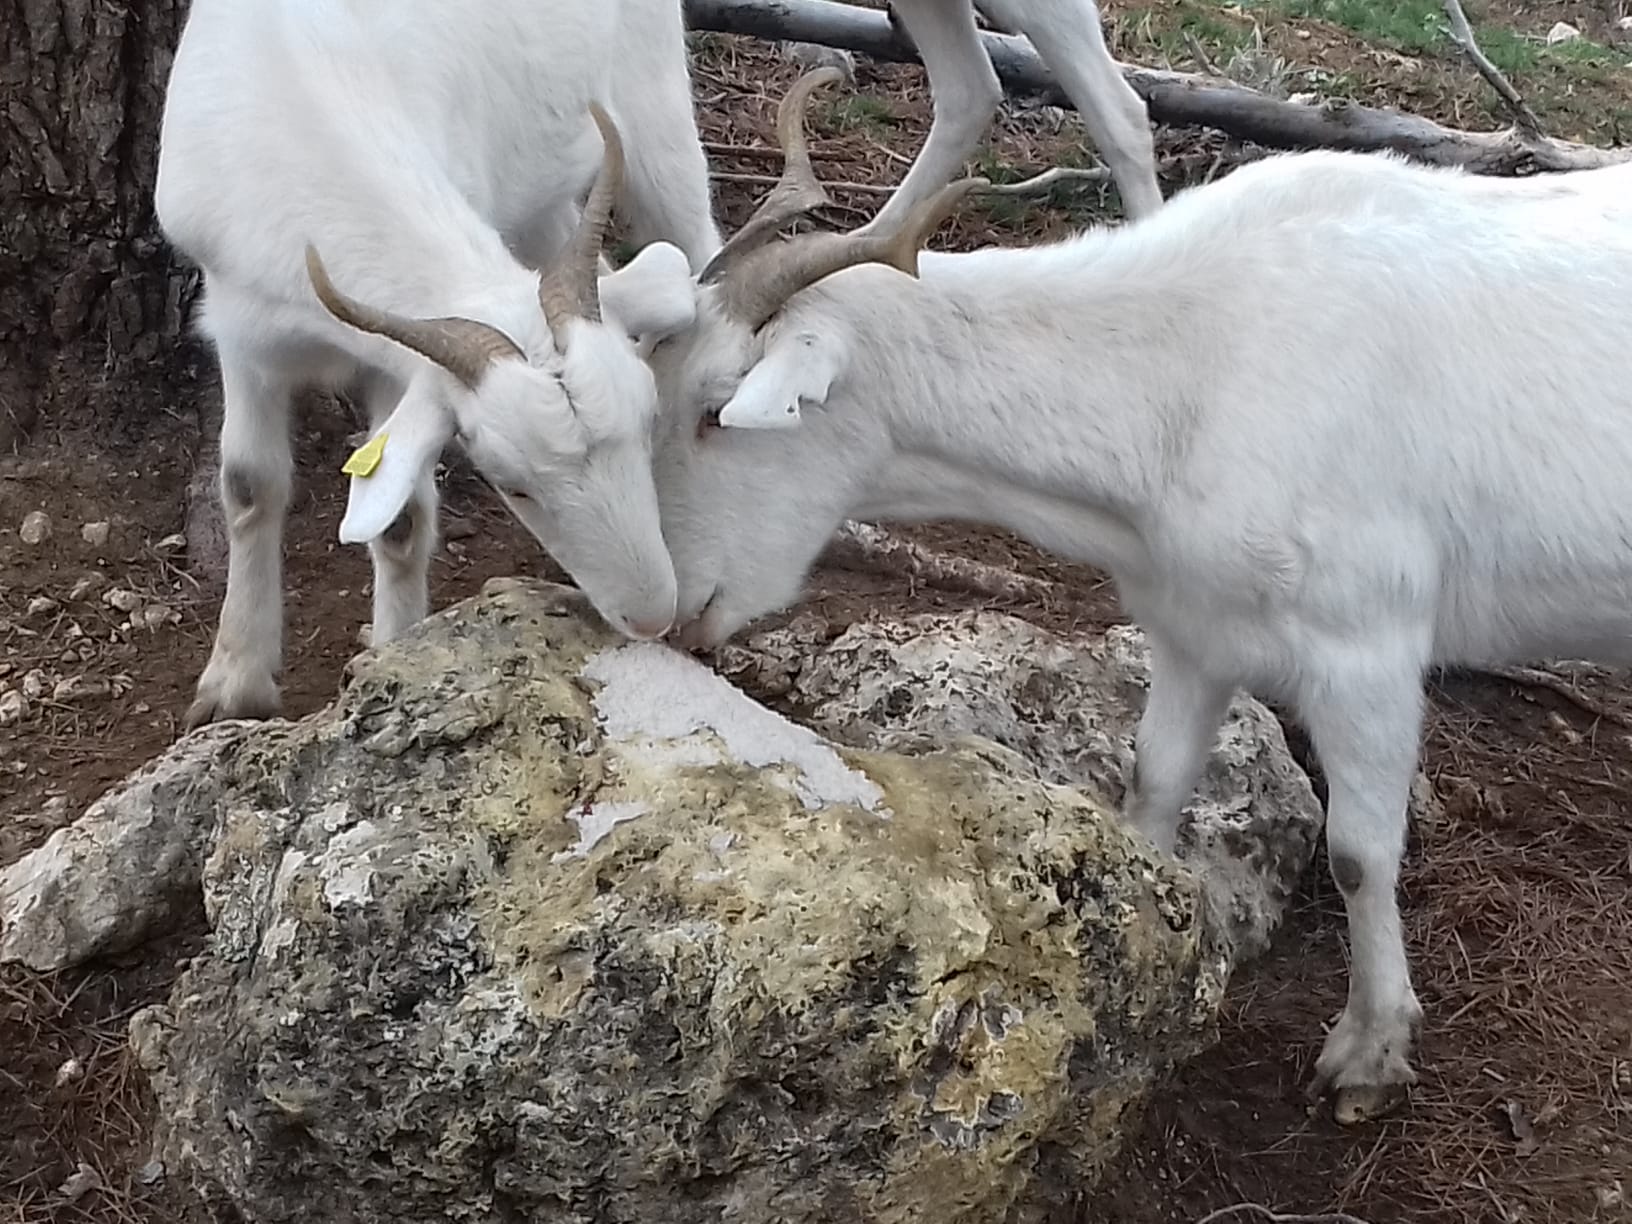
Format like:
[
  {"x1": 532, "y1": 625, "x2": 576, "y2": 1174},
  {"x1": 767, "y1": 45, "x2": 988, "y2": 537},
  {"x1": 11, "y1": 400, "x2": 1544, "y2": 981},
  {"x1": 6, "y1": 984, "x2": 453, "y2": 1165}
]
[
  {"x1": 683, "y1": 0, "x2": 1627, "y2": 175},
  {"x1": 1, "y1": 0, "x2": 198, "y2": 448}
]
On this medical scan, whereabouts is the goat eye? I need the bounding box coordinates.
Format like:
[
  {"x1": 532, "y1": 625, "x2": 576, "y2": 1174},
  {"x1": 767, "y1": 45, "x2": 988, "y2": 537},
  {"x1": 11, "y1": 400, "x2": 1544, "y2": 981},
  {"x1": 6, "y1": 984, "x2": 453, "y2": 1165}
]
[{"x1": 506, "y1": 488, "x2": 531, "y2": 502}]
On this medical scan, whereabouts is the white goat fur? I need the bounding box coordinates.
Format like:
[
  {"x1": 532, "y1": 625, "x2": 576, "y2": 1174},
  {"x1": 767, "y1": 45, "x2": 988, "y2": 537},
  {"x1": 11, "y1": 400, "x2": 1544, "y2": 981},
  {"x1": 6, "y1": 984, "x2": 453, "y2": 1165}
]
[
  {"x1": 603, "y1": 149, "x2": 1632, "y2": 1106},
  {"x1": 865, "y1": 0, "x2": 1161, "y2": 227},
  {"x1": 155, "y1": 0, "x2": 720, "y2": 728}
]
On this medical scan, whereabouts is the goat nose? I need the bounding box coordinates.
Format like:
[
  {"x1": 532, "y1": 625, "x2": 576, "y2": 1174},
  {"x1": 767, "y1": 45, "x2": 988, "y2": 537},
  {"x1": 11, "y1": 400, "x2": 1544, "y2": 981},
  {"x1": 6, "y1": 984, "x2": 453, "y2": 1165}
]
[{"x1": 624, "y1": 614, "x2": 674, "y2": 641}]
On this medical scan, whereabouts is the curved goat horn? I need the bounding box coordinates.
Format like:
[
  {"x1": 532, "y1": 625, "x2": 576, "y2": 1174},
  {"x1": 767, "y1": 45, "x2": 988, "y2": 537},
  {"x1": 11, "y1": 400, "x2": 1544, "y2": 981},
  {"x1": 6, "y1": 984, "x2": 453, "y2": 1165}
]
[
  {"x1": 697, "y1": 66, "x2": 844, "y2": 285},
  {"x1": 539, "y1": 101, "x2": 625, "y2": 348},
  {"x1": 304, "y1": 245, "x2": 523, "y2": 390},
  {"x1": 720, "y1": 176, "x2": 987, "y2": 333}
]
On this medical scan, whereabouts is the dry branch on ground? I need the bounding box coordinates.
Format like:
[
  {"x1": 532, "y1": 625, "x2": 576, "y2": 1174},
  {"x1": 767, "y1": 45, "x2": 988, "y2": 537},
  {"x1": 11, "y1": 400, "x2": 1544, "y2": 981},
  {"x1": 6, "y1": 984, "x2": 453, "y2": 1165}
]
[{"x1": 683, "y1": 0, "x2": 1628, "y2": 173}]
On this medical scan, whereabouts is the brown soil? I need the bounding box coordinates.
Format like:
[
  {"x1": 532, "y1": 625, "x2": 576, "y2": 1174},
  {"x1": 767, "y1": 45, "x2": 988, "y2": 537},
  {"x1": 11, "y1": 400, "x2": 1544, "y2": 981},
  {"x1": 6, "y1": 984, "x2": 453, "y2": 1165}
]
[{"x1": 4, "y1": 14, "x2": 1631, "y2": 1224}]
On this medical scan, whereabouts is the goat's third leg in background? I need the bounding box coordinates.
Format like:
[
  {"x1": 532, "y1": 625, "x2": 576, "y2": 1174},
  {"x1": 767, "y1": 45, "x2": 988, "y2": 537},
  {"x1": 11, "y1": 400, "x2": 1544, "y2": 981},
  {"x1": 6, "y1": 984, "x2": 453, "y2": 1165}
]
[
  {"x1": 861, "y1": 0, "x2": 1003, "y2": 235},
  {"x1": 356, "y1": 369, "x2": 438, "y2": 646},
  {"x1": 609, "y1": 0, "x2": 723, "y2": 270},
  {"x1": 1301, "y1": 642, "x2": 1429, "y2": 1119},
  {"x1": 983, "y1": 0, "x2": 1162, "y2": 218},
  {"x1": 185, "y1": 345, "x2": 295, "y2": 729},
  {"x1": 1124, "y1": 629, "x2": 1235, "y2": 853}
]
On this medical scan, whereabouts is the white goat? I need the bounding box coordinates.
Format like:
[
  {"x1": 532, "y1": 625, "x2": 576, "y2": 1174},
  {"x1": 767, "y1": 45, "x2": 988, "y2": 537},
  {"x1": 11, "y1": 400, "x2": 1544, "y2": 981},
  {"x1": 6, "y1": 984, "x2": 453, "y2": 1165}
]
[
  {"x1": 155, "y1": 0, "x2": 721, "y2": 729},
  {"x1": 600, "y1": 70, "x2": 1632, "y2": 1120},
  {"x1": 863, "y1": 0, "x2": 1162, "y2": 226}
]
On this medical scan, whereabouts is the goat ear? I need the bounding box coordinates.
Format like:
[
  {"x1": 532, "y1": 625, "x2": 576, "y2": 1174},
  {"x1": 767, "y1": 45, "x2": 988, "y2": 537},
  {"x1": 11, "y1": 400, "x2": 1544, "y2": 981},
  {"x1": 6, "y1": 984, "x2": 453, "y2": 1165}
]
[
  {"x1": 337, "y1": 386, "x2": 455, "y2": 545},
  {"x1": 600, "y1": 241, "x2": 697, "y2": 344},
  {"x1": 718, "y1": 329, "x2": 844, "y2": 430}
]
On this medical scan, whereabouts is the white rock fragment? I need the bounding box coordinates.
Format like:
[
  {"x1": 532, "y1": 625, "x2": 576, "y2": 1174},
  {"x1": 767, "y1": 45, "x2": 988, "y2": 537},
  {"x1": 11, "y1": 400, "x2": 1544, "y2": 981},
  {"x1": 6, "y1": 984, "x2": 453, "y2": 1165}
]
[
  {"x1": 552, "y1": 800, "x2": 652, "y2": 862},
  {"x1": 53, "y1": 675, "x2": 113, "y2": 704},
  {"x1": 80, "y1": 521, "x2": 111, "y2": 547},
  {"x1": 1546, "y1": 20, "x2": 1581, "y2": 43},
  {"x1": 0, "y1": 690, "x2": 26, "y2": 727},
  {"x1": 581, "y1": 641, "x2": 887, "y2": 814},
  {"x1": 154, "y1": 532, "x2": 187, "y2": 555},
  {"x1": 19, "y1": 510, "x2": 52, "y2": 545},
  {"x1": 21, "y1": 668, "x2": 50, "y2": 699},
  {"x1": 69, "y1": 573, "x2": 107, "y2": 601},
  {"x1": 26, "y1": 595, "x2": 58, "y2": 619},
  {"x1": 55, "y1": 1056, "x2": 85, "y2": 1086},
  {"x1": 138, "y1": 604, "x2": 180, "y2": 631},
  {"x1": 57, "y1": 1162, "x2": 102, "y2": 1202},
  {"x1": 103, "y1": 587, "x2": 142, "y2": 613}
]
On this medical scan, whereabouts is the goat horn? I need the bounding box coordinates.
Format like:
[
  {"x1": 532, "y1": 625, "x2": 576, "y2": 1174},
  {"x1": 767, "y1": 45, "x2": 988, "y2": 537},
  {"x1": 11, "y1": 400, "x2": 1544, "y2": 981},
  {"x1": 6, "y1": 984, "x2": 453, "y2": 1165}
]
[
  {"x1": 698, "y1": 66, "x2": 844, "y2": 285},
  {"x1": 304, "y1": 245, "x2": 522, "y2": 391},
  {"x1": 720, "y1": 176, "x2": 986, "y2": 333},
  {"x1": 539, "y1": 101, "x2": 625, "y2": 348}
]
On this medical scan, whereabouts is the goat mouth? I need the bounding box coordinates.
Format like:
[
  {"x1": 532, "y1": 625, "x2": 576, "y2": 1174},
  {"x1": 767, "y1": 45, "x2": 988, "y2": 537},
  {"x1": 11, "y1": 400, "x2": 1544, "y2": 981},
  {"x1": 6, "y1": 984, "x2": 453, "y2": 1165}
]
[{"x1": 670, "y1": 588, "x2": 722, "y2": 653}]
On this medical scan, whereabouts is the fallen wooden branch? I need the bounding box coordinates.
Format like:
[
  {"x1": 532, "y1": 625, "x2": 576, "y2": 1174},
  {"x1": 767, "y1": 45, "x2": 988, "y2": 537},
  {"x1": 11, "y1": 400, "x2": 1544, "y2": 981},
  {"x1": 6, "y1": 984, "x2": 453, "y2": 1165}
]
[
  {"x1": 683, "y1": 0, "x2": 1627, "y2": 174},
  {"x1": 822, "y1": 521, "x2": 1064, "y2": 605},
  {"x1": 1465, "y1": 664, "x2": 1632, "y2": 729},
  {"x1": 714, "y1": 164, "x2": 1111, "y2": 198},
  {"x1": 1194, "y1": 1206, "x2": 1375, "y2": 1224},
  {"x1": 1440, "y1": 0, "x2": 1543, "y2": 138}
]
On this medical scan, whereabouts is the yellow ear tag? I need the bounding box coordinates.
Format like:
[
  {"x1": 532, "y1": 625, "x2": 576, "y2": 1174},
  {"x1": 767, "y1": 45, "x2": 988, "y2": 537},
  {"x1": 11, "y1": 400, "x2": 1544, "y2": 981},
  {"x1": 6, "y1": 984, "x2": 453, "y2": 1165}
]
[{"x1": 342, "y1": 432, "x2": 388, "y2": 478}]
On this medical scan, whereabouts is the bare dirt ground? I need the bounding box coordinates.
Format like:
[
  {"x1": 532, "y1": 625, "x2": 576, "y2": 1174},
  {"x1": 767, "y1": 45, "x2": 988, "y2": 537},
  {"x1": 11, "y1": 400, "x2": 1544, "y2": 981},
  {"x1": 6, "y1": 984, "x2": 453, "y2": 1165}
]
[{"x1": 5, "y1": 6, "x2": 1632, "y2": 1223}]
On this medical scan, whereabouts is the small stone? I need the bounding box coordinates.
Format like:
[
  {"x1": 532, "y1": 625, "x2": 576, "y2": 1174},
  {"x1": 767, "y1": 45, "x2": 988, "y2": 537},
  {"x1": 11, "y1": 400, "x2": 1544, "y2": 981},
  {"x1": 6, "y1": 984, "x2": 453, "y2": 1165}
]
[
  {"x1": 42, "y1": 795, "x2": 69, "y2": 820},
  {"x1": 0, "y1": 690, "x2": 25, "y2": 727},
  {"x1": 53, "y1": 675, "x2": 113, "y2": 704},
  {"x1": 26, "y1": 596, "x2": 59, "y2": 619},
  {"x1": 357, "y1": 623, "x2": 374, "y2": 648},
  {"x1": 442, "y1": 516, "x2": 478, "y2": 542},
  {"x1": 55, "y1": 1057, "x2": 84, "y2": 1086},
  {"x1": 21, "y1": 669, "x2": 50, "y2": 700},
  {"x1": 137, "y1": 1159, "x2": 166, "y2": 1186},
  {"x1": 1546, "y1": 20, "x2": 1582, "y2": 43},
  {"x1": 57, "y1": 1162, "x2": 102, "y2": 1202},
  {"x1": 139, "y1": 604, "x2": 179, "y2": 631},
  {"x1": 80, "y1": 521, "x2": 111, "y2": 547},
  {"x1": 19, "y1": 511, "x2": 51, "y2": 546},
  {"x1": 154, "y1": 532, "x2": 187, "y2": 555},
  {"x1": 104, "y1": 588, "x2": 142, "y2": 613},
  {"x1": 69, "y1": 574, "x2": 107, "y2": 601},
  {"x1": 1598, "y1": 1182, "x2": 1624, "y2": 1210}
]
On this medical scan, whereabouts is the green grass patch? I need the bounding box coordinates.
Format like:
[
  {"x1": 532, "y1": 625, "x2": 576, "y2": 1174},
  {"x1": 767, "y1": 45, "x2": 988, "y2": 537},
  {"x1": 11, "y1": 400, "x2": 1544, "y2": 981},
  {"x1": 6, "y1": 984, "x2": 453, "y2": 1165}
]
[{"x1": 819, "y1": 95, "x2": 899, "y2": 136}]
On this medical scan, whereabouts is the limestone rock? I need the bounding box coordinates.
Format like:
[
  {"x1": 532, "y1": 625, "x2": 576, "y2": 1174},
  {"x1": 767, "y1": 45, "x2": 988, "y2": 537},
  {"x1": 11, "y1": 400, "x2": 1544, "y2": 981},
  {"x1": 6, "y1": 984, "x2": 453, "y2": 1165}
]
[
  {"x1": 720, "y1": 612, "x2": 1323, "y2": 957},
  {"x1": 128, "y1": 580, "x2": 1228, "y2": 1224},
  {"x1": 1, "y1": 722, "x2": 254, "y2": 970}
]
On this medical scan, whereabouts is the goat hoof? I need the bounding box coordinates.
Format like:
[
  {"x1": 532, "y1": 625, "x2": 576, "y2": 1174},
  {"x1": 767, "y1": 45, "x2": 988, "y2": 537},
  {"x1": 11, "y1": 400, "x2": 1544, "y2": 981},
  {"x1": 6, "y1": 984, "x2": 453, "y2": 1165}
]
[
  {"x1": 183, "y1": 671, "x2": 281, "y2": 732},
  {"x1": 1332, "y1": 1081, "x2": 1410, "y2": 1125}
]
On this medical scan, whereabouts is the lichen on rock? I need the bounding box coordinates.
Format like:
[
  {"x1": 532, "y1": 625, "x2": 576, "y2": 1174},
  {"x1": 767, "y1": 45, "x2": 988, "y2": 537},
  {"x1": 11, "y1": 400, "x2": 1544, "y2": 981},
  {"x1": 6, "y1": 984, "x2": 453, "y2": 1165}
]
[
  {"x1": 719, "y1": 611, "x2": 1323, "y2": 957},
  {"x1": 126, "y1": 579, "x2": 1234, "y2": 1223}
]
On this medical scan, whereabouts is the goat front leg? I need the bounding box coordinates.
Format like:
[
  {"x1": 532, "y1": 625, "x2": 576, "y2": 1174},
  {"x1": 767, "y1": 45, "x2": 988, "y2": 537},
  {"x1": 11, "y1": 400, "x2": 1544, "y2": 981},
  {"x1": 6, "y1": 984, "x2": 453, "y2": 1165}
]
[
  {"x1": 185, "y1": 351, "x2": 294, "y2": 730},
  {"x1": 982, "y1": 0, "x2": 1162, "y2": 218},
  {"x1": 1300, "y1": 647, "x2": 1428, "y2": 1123},
  {"x1": 1124, "y1": 629, "x2": 1234, "y2": 855},
  {"x1": 357, "y1": 370, "x2": 437, "y2": 645},
  {"x1": 858, "y1": 0, "x2": 1002, "y2": 236}
]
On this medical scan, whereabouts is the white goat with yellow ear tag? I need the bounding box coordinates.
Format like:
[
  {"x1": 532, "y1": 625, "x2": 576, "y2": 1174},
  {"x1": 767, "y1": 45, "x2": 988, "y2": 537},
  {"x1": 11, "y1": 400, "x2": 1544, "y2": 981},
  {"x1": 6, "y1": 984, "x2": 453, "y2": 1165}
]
[{"x1": 155, "y1": 0, "x2": 721, "y2": 730}]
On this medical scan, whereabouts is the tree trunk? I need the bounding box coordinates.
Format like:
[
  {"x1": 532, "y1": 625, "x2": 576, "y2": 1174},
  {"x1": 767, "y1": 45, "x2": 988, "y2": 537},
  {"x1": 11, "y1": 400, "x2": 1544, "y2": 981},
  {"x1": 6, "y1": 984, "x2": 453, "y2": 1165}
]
[
  {"x1": 684, "y1": 0, "x2": 1627, "y2": 175},
  {"x1": 0, "y1": 0, "x2": 198, "y2": 449}
]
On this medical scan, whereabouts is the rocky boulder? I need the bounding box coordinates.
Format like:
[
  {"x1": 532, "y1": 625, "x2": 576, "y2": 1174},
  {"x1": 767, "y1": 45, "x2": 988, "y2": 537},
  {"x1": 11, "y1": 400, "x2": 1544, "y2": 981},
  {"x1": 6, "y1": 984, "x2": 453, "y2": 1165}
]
[
  {"x1": 718, "y1": 612, "x2": 1323, "y2": 956},
  {"x1": 116, "y1": 579, "x2": 1236, "y2": 1223}
]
